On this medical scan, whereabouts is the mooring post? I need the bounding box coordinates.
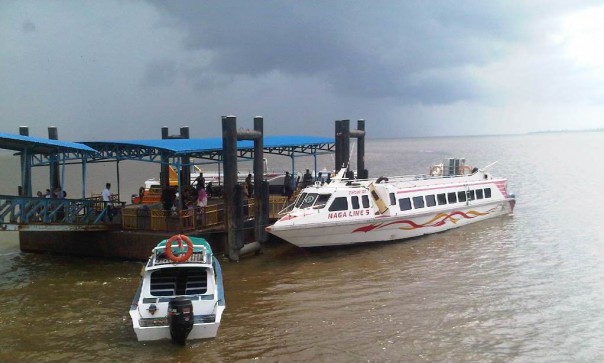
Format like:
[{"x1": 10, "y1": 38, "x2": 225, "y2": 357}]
[
  {"x1": 341, "y1": 120, "x2": 351, "y2": 171},
  {"x1": 253, "y1": 116, "x2": 267, "y2": 249},
  {"x1": 260, "y1": 180, "x2": 269, "y2": 242},
  {"x1": 48, "y1": 127, "x2": 60, "y2": 193},
  {"x1": 18, "y1": 126, "x2": 32, "y2": 197},
  {"x1": 335, "y1": 120, "x2": 342, "y2": 172},
  {"x1": 352, "y1": 119, "x2": 367, "y2": 179},
  {"x1": 222, "y1": 116, "x2": 240, "y2": 261},
  {"x1": 180, "y1": 127, "x2": 191, "y2": 206},
  {"x1": 222, "y1": 115, "x2": 266, "y2": 261},
  {"x1": 160, "y1": 127, "x2": 170, "y2": 192}
]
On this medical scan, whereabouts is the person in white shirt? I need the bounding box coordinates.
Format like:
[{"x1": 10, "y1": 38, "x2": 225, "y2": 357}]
[
  {"x1": 102, "y1": 183, "x2": 111, "y2": 201},
  {"x1": 102, "y1": 183, "x2": 112, "y2": 221}
]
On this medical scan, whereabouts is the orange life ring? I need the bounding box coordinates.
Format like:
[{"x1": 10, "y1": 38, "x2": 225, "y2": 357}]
[{"x1": 165, "y1": 234, "x2": 194, "y2": 263}]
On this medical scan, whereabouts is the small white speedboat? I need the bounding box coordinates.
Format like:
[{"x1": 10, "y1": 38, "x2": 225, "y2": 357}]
[{"x1": 129, "y1": 235, "x2": 225, "y2": 344}]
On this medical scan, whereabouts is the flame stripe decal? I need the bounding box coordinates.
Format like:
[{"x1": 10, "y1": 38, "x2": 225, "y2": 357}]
[{"x1": 352, "y1": 208, "x2": 497, "y2": 233}]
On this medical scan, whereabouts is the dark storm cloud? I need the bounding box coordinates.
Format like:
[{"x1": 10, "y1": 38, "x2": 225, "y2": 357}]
[
  {"x1": 148, "y1": 1, "x2": 533, "y2": 104},
  {"x1": 142, "y1": 59, "x2": 177, "y2": 87}
]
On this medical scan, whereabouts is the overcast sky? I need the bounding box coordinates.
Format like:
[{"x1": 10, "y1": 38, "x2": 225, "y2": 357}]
[{"x1": 2, "y1": 0, "x2": 604, "y2": 141}]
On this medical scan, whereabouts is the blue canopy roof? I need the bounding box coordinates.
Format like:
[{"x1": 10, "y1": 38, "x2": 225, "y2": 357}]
[
  {"x1": 82, "y1": 136, "x2": 333, "y2": 155},
  {"x1": 0, "y1": 132, "x2": 97, "y2": 154}
]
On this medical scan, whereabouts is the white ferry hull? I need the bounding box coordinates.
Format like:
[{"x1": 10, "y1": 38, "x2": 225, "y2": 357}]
[
  {"x1": 267, "y1": 160, "x2": 516, "y2": 248},
  {"x1": 269, "y1": 200, "x2": 514, "y2": 248}
]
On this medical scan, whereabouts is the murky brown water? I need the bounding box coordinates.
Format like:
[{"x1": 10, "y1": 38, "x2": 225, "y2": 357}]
[{"x1": 1, "y1": 133, "x2": 604, "y2": 362}]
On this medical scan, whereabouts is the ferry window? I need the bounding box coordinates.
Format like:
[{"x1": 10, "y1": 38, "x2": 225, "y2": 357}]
[
  {"x1": 426, "y1": 195, "x2": 436, "y2": 207},
  {"x1": 413, "y1": 196, "x2": 425, "y2": 209},
  {"x1": 468, "y1": 190, "x2": 475, "y2": 201},
  {"x1": 448, "y1": 192, "x2": 457, "y2": 204},
  {"x1": 328, "y1": 197, "x2": 349, "y2": 211},
  {"x1": 389, "y1": 193, "x2": 396, "y2": 206},
  {"x1": 437, "y1": 193, "x2": 447, "y2": 205},
  {"x1": 300, "y1": 193, "x2": 318, "y2": 209},
  {"x1": 351, "y1": 196, "x2": 360, "y2": 209},
  {"x1": 362, "y1": 195, "x2": 370, "y2": 208},
  {"x1": 399, "y1": 197, "x2": 412, "y2": 211},
  {"x1": 484, "y1": 188, "x2": 492, "y2": 198},
  {"x1": 476, "y1": 189, "x2": 484, "y2": 199},
  {"x1": 458, "y1": 191, "x2": 467, "y2": 202},
  {"x1": 314, "y1": 194, "x2": 331, "y2": 209},
  {"x1": 294, "y1": 193, "x2": 307, "y2": 208}
]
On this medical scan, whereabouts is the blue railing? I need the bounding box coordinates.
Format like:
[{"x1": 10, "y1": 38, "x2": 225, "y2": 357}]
[{"x1": 0, "y1": 195, "x2": 121, "y2": 225}]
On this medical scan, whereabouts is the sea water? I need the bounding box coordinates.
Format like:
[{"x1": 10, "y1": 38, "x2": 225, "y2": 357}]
[{"x1": 1, "y1": 132, "x2": 603, "y2": 362}]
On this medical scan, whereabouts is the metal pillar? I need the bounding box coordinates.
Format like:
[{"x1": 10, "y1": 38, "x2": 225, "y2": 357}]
[
  {"x1": 180, "y1": 126, "x2": 191, "y2": 192},
  {"x1": 48, "y1": 127, "x2": 60, "y2": 192},
  {"x1": 335, "y1": 119, "x2": 367, "y2": 178},
  {"x1": 253, "y1": 117, "x2": 267, "y2": 247},
  {"x1": 19, "y1": 126, "x2": 32, "y2": 196},
  {"x1": 116, "y1": 159, "x2": 121, "y2": 201},
  {"x1": 351, "y1": 119, "x2": 368, "y2": 179},
  {"x1": 222, "y1": 116, "x2": 241, "y2": 261},
  {"x1": 341, "y1": 119, "x2": 351, "y2": 170},
  {"x1": 335, "y1": 120, "x2": 342, "y2": 172},
  {"x1": 160, "y1": 127, "x2": 170, "y2": 192},
  {"x1": 222, "y1": 115, "x2": 266, "y2": 261},
  {"x1": 82, "y1": 157, "x2": 87, "y2": 198}
]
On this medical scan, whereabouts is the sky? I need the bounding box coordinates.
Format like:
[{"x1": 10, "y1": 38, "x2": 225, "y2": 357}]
[{"x1": 1, "y1": 0, "x2": 604, "y2": 141}]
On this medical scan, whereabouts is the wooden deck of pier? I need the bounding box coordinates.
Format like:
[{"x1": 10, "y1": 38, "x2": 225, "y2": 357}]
[{"x1": 16, "y1": 194, "x2": 290, "y2": 260}]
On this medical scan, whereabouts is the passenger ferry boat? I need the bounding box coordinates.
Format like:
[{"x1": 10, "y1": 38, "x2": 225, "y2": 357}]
[
  {"x1": 266, "y1": 158, "x2": 515, "y2": 247},
  {"x1": 129, "y1": 235, "x2": 225, "y2": 344}
]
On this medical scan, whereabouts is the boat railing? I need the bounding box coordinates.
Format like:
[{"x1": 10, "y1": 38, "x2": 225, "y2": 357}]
[{"x1": 334, "y1": 172, "x2": 474, "y2": 185}]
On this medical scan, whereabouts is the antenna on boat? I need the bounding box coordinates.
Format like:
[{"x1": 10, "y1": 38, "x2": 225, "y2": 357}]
[
  {"x1": 481, "y1": 161, "x2": 498, "y2": 170},
  {"x1": 347, "y1": 141, "x2": 356, "y2": 170}
]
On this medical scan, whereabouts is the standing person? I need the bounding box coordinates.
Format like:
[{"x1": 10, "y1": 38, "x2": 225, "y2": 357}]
[
  {"x1": 194, "y1": 172, "x2": 205, "y2": 191},
  {"x1": 197, "y1": 185, "x2": 208, "y2": 208},
  {"x1": 302, "y1": 169, "x2": 313, "y2": 188},
  {"x1": 245, "y1": 173, "x2": 253, "y2": 198},
  {"x1": 196, "y1": 184, "x2": 208, "y2": 226},
  {"x1": 283, "y1": 171, "x2": 293, "y2": 201},
  {"x1": 102, "y1": 183, "x2": 113, "y2": 221},
  {"x1": 138, "y1": 186, "x2": 145, "y2": 204}
]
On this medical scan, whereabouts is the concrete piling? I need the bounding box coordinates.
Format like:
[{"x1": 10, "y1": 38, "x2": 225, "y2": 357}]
[
  {"x1": 48, "y1": 126, "x2": 60, "y2": 193},
  {"x1": 334, "y1": 119, "x2": 367, "y2": 178},
  {"x1": 222, "y1": 115, "x2": 266, "y2": 261},
  {"x1": 19, "y1": 126, "x2": 32, "y2": 196}
]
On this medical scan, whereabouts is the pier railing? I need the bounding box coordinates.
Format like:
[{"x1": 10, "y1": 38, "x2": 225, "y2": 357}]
[
  {"x1": 119, "y1": 196, "x2": 288, "y2": 232},
  {"x1": 1, "y1": 193, "x2": 291, "y2": 232},
  {"x1": 0, "y1": 194, "x2": 124, "y2": 227}
]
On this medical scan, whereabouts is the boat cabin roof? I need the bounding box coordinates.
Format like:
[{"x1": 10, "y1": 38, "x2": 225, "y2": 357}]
[{"x1": 146, "y1": 237, "x2": 213, "y2": 270}]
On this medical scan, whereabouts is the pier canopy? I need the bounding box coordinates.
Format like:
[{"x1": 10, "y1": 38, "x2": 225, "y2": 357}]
[
  {"x1": 81, "y1": 135, "x2": 334, "y2": 163},
  {"x1": 0, "y1": 132, "x2": 96, "y2": 159}
]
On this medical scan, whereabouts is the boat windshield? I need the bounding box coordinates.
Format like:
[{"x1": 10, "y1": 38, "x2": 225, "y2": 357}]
[
  {"x1": 312, "y1": 194, "x2": 331, "y2": 209},
  {"x1": 295, "y1": 193, "x2": 332, "y2": 209},
  {"x1": 294, "y1": 193, "x2": 308, "y2": 208},
  {"x1": 149, "y1": 267, "x2": 208, "y2": 296}
]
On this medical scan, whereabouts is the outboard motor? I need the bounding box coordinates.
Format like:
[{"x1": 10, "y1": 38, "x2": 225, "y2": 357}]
[{"x1": 167, "y1": 297, "x2": 194, "y2": 345}]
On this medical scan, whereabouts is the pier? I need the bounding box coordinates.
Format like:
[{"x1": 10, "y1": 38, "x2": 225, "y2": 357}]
[{"x1": 0, "y1": 118, "x2": 366, "y2": 261}]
